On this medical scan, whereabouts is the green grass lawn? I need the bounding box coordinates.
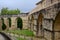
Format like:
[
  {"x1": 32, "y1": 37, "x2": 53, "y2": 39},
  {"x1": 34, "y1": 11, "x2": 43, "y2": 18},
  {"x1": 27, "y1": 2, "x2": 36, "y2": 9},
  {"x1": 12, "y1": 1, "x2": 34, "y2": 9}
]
[
  {"x1": 6, "y1": 29, "x2": 34, "y2": 36},
  {"x1": 17, "y1": 37, "x2": 26, "y2": 40}
]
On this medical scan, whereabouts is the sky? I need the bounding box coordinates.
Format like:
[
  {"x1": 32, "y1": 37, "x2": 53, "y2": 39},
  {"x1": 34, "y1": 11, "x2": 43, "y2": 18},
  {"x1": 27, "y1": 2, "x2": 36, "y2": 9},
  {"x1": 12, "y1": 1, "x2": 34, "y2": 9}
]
[{"x1": 0, "y1": 0, "x2": 40, "y2": 13}]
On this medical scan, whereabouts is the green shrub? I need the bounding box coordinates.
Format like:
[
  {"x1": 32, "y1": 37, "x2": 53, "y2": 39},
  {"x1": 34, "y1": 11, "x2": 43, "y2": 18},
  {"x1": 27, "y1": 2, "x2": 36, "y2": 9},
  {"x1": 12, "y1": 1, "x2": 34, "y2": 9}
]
[{"x1": 2, "y1": 23, "x2": 6, "y2": 30}]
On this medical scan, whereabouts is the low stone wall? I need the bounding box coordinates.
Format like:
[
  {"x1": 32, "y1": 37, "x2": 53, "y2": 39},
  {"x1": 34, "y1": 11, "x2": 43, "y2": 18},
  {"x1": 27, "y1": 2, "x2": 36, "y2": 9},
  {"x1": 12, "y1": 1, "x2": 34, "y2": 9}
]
[
  {"x1": 0, "y1": 32, "x2": 11, "y2": 40},
  {"x1": 4, "y1": 32, "x2": 46, "y2": 40},
  {"x1": 5, "y1": 32, "x2": 33, "y2": 40}
]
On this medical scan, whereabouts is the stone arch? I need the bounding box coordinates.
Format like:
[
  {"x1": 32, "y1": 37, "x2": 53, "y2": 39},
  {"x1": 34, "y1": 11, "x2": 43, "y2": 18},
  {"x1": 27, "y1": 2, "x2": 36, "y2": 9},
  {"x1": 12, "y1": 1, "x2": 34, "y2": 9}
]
[
  {"x1": 1, "y1": 18, "x2": 6, "y2": 30},
  {"x1": 37, "y1": 13, "x2": 43, "y2": 37},
  {"x1": 7, "y1": 18, "x2": 11, "y2": 28},
  {"x1": 16, "y1": 17, "x2": 23, "y2": 30},
  {"x1": 54, "y1": 11, "x2": 60, "y2": 31},
  {"x1": 53, "y1": 11, "x2": 60, "y2": 40}
]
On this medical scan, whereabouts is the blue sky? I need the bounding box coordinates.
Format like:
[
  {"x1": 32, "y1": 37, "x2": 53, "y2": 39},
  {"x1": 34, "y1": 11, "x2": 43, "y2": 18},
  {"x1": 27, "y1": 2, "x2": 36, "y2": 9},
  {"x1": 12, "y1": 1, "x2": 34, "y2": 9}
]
[{"x1": 0, "y1": 0, "x2": 40, "y2": 12}]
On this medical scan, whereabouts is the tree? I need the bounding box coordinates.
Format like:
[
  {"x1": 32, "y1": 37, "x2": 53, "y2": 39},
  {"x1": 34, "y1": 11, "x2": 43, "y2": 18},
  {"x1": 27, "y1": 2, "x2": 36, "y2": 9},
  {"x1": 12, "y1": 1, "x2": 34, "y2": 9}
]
[
  {"x1": 1, "y1": 8, "x2": 8, "y2": 15},
  {"x1": 1, "y1": 7, "x2": 20, "y2": 15}
]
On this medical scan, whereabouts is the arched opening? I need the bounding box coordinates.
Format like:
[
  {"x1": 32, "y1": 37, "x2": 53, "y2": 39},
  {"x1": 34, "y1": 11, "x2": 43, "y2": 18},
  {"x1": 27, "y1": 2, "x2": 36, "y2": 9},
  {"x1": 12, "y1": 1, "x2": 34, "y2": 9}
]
[
  {"x1": 53, "y1": 11, "x2": 60, "y2": 40},
  {"x1": 37, "y1": 13, "x2": 43, "y2": 36},
  {"x1": 17, "y1": 17, "x2": 23, "y2": 30},
  {"x1": 1, "y1": 18, "x2": 6, "y2": 30},
  {"x1": 8, "y1": 18, "x2": 11, "y2": 27},
  {"x1": 54, "y1": 12, "x2": 60, "y2": 31}
]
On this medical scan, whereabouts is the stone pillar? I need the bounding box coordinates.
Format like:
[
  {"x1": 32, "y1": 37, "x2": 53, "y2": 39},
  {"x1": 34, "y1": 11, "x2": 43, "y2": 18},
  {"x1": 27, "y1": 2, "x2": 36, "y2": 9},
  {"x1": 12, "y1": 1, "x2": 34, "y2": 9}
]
[
  {"x1": 37, "y1": 22, "x2": 43, "y2": 37},
  {"x1": 0, "y1": 18, "x2": 2, "y2": 31},
  {"x1": 55, "y1": 32, "x2": 60, "y2": 40},
  {"x1": 33, "y1": 13, "x2": 44, "y2": 37},
  {"x1": 28, "y1": 15, "x2": 34, "y2": 31},
  {"x1": 32, "y1": 13, "x2": 39, "y2": 36},
  {"x1": 28, "y1": 19, "x2": 31, "y2": 30},
  {"x1": 22, "y1": 17, "x2": 28, "y2": 29},
  {"x1": 31, "y1": 21, "x2": 34, "y2": 31},
  {"x1": 43, "y1": 19, "x2": 53, "y2": 31},
  {"x1": 44, "y1": 29, "x2": 52, "y2": 40},
  {"x1": 11, "y1": 17, "x2": 17, "y2": 30},
  {"x1": 28, "y1": 16, "x2": 31, "y2": 30},
  {"x1": 4, "y1": 18, "x2": 9, "y2": 30},
  {"x1": 43, "y1": 19, "x2": 53, "y2": 40},
  {"x1": 33, "y1": 19, "x2": 37, "y2": 36}
]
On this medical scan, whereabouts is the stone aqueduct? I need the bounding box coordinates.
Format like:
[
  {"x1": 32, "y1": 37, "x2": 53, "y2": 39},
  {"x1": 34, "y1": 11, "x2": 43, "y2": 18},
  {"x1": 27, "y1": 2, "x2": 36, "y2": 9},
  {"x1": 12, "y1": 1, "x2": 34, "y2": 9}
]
[
  {"x1": 0, "y1": 13, "x2": 28, "y2": 30},
  {"x1": 28, "y1": 0, "x2": 60, "y2": 40},
  {"x1": 0, "y1": 0, "x2": 60, "y2": 40}
]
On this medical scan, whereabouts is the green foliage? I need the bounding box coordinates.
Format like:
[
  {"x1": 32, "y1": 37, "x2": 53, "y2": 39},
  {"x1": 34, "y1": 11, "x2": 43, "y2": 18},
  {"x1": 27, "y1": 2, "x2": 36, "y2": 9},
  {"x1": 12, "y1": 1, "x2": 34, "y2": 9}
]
[
  {"x1": 8, "y1": 9, "x2": 20, "y2": 15},
  {"x1": 1, "y1": 8, "x2": 8, "y2": 15},
  {"x1": 1, "y1": 18, "x2": 6, "y2": 30},
  {"x1": 17, "y1": 17, "x2": 23, "y2": 30},
  {"x1": 1, "y1": 7, "x2": 20, "y2": 15},
  {"x1": 2, "y1": 23, "x2": 6, "y2": 30},
  {"x1": 8, "y1": 18, "x2": 11, "y2": 27},
  {"x1": 17, "y1": 37, "x2": 26, "y2": 40},
  {"x1": 6, "y1": 30, "x2": 34, "y2": 36}
]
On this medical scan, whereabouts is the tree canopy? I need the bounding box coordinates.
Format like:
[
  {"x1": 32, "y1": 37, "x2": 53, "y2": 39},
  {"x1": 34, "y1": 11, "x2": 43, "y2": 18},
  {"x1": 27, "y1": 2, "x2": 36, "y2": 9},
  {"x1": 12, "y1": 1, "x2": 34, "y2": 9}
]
[{"x1": 1, "y1": 7, "x2": 20, "y2": 15}]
